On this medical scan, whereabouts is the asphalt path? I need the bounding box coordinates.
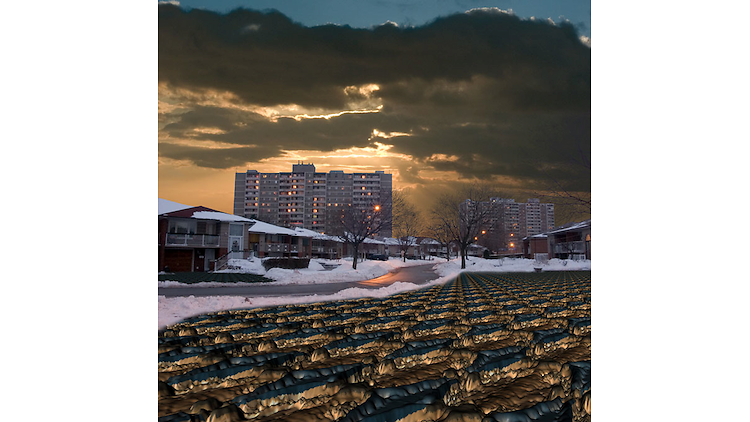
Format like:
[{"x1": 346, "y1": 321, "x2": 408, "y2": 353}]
[{"x1": 158, "y1": 262, "x2": 443, "y2": 298}]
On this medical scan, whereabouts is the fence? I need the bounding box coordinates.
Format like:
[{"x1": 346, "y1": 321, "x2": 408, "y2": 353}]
[{"x1": 165, "y1": 233, "x2": 220, "y2": 247}]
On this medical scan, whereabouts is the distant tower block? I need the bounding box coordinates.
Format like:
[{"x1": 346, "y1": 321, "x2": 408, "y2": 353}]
[{"x1": 234, "y1": 163, "x2": 393, "y2": 237}]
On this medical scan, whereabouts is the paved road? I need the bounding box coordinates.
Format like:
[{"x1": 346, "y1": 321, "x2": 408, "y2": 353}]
[{"x1": 158, "y1": 263, "x2": 442, "y2": 298}]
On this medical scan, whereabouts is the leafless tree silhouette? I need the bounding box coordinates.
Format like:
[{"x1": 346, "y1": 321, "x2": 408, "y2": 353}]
[
  {"x1": 531, "y1": 145, "x2": 591, "y2": 224},
  {"x1": 430, "y1": 183, "x2": 495, "y2": 269},
  {"x1": 425, "y1": 220, "x2": 455, "y2": 261},
  {"x1": 329, "y1": 198, "x2": 393, "y2": 270},
  {"x1": 392, "y1": 190, "x2": 424, "y2": 262}
]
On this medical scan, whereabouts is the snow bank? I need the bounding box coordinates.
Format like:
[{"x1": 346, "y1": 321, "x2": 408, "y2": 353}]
[
  {"x1": 432, "y1": 257, "x2": 591, "y2": 277},
  {"x1": 160, "y1": 257, "x2": 437, "y2": 288},
  {"x1": 265, "y1": 258, "x2": 429, "y2": 285},
  {"x1": 212, "y1": 258, "x2": 266, "y2": 274}
]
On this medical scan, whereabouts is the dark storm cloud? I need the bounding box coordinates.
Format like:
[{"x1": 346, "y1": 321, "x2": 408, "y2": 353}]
[
  {"x1": 384, "y1": 111, "x2": 590, "y2": 188},
  {"x1": 159, "y1": 142, "x2": 281, "y2": 169},
  {"x1": 159, "y1": 4, "x2": 588, "y2": 110},
  {"x1": 158, "y1": 4, "x2": 590, "y2": 187},
  {"x1": 161, "y1": 104, "x2": 414, "y2": 153}
]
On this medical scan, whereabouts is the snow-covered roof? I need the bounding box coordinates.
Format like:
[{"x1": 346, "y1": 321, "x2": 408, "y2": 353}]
[
  {"x1": 382, "y1": 237, "x2": 420, "y2": 246},
  {"x1": 158, "y1": 198, "x2": 193, "y2": 215},
  {"x1": 523, "y1": 233, "x2": 548, "y2": 241},
  {"x1": 419, "y1": 238, "x2": 441, "y2": 245},
  {"x1": 293, "y1": 227, "x2": 321, "y2": 238},
  {"x1": 548, "y1": 220, "x2": 591, "y2": 235},
  {"x1": 191, "y1": 211, "x2": 253, "y2": 223},
  {"x1": 159, "y1": 199, "x2": 252, "y2": 223},
  {"x1": 316, "y1": 234, "x2": 342, "y2": 242},
  {"x1": 292, "y1": 228, "x2": 344, "y2": 241},
  {"x1": 363, "y1": 237, "x2": 385, "y2": 244},
  {"x1": 248, "y1": 220, "x2": 299, "y2": 236}
]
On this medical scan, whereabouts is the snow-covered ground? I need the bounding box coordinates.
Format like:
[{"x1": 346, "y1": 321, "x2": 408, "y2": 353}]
[
  {"x1": 159, "y1": 257, "x2": 435, "y2": 288},
  {"x1": 432, "y1": 257, "x2": 591, "y2": 277},
  {"x1": 158, "y1": 257, "x2": 591, "y2": 329}
]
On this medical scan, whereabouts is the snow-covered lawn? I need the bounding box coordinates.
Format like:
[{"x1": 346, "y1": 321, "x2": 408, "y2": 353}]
[{"x1": 158, "y1": 257, "x2": 591, "y2": 329}]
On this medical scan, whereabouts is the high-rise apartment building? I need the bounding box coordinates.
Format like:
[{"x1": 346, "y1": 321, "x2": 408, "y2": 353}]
[
  {"x1": 518, "y1": 198, "x2": 555, "y2": 239},
  {"x1": 468, "y1": 198, "x2": 555, "y2": 254},
  {"x1": 233, "y1": 163, "x2": 393, "y2": 236}
]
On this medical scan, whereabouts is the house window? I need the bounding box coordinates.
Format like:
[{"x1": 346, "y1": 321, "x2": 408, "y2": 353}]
[
  {"x1": 168, "y1": 219, "x2": 196, "y2": 234},
  {"x1": 229, "y1": 223, "x2": 244, "y2": 237}
]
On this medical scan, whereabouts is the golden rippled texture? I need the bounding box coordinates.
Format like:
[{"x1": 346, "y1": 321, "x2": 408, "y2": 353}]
[{"x1": 158, "y1": 271, "x2": 591, "y2": 422}]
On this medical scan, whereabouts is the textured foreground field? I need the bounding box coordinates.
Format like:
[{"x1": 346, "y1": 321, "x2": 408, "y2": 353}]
[{"x1": 158, "y1": 271, "x2": 591, "y2": 422}]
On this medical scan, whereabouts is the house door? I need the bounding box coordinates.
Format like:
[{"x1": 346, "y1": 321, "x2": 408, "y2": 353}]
[
  {"x1": 229, "y1": 223, "x2": 244, "y2": 259},
  {"x1": 204, "y1": 248, "x2": 215, "y2": 271},
  {"x1": 194, "y1": 248, "x2": 205, "y2": 272}
]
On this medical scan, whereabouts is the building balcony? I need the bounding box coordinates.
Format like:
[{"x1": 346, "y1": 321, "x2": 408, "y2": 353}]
[{"x1": 165, "y1": 233, "x2": 220, "y2": 247}]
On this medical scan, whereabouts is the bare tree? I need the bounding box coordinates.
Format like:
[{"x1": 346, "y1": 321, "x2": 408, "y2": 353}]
[
  {"x1": 329, "y1": 198, "x2": 393, "y2": 270},
  {"x1": 425, "y1": 220, "x2": 454, "y2": 261},
  {"x1": 430, "y1": 183, "x2": 495, "y2": 269},
  {"x1": 392, "y1": 190, "x2": 424, "y2": 262},
  {"x1": 531, "y1": 145, "x2": 591, "y2": 224}
]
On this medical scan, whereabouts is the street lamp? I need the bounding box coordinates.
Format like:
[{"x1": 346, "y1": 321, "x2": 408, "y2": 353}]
[{"x1": 374, "y1": 205, "x2": 380, "y2": 211}]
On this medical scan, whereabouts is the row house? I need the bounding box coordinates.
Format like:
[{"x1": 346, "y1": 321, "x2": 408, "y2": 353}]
[
  {"x1": 159, "y1": 199, "x2": 255, "y2": 272},
  {"x1": 247, "y1": 220, "x2": 313, "y2": 259},
  {"x1": 547, "y1": 220, "x2": 591, "y2": 260},
  {"x1": 418, "y1": 238, "x2": 443, "y2": 257},
  {"x1": 293, "y1": 227, "x2": 344, "y2": 260},
  {"x1": 521, "y1": 220, "x2": 591, "y2": 261},
  {"x1": 522, "y1": 233, "x2": 550, "y2": 260}
]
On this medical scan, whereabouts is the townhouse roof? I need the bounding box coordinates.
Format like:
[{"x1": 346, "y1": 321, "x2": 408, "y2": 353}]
[
  {"x1": 522, "y1": 233, "x2": 548, "y2": 241},
  {"x1": 381, "y1": 237, "x2": 401, "y2": 246},
  {"x1": 191, "y1": 211, "x2": 254, "y2": 223},
  {"x1": 521, "y1": 220, "x2": 591, "y2": 241},
  {"x1": 159, "y1": 198, "x2": 253, "y2": 223},
  {"x1": 363, "y1": 237, "x2": 385, "y2": 245},
  {"x1": 547, "y1": 220, "x2": 591, "y2": 235},
  {"x1": 158, "y1": 198, "x2": 193, "y2": 215},
  {"x1": 293, "y1": 227, "x2": 336, "y2": 240},
  {"x1": 247, "y1": 220, "x2": 300, "y2": 236}
]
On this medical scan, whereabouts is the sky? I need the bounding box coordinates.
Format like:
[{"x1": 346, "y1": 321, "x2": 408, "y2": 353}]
[
  {"x1": 166, "y1": 0, "x2": 591, "y2": 38},
  {"x1": 158, "y1": 0, "x2": 591, "y2": 223}
]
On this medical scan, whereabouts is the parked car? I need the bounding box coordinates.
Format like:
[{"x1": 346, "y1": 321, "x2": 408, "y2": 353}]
[{"x1": 367, "y1": 254, "x2": 389, "y2": 261}]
